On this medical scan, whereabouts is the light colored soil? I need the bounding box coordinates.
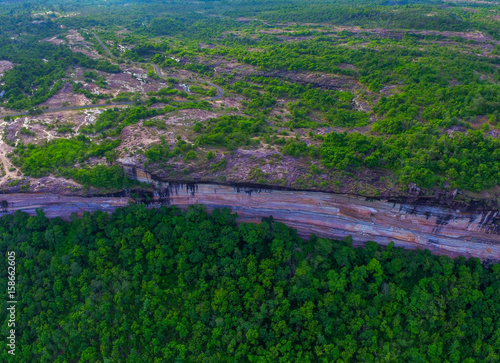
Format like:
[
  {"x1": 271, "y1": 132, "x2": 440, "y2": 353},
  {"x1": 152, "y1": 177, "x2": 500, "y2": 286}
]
[
  {"x1": 331, "y1": 26, "x2": 498, "y2": 43},
  {"x1": 214, "y1": 97, "x2": 243, "y2": 109},
  {"x1": 118, "y1": 123, "x2": 163, "y2": 155},
  {"x1": 0, "y1": 60, "x2": 14, "y2": 78},
  {"x1": 66, "y1": 29, "x2": 85, "y2": 44},
  {"x1": 71, "y1": 66, "x2": 168, "y2": 97},
  {"x1": 0, "y1": 120, "x2": 21, "y2": 181},
  {"x1": 45, "y1": 36, "x2": 66, "y2": 45},
  {"x1": 67, "y1": 30, "x2": 102, "y2": 60},
  {"x1": 40, "y1": 83, "x2": 90, "y2": 108}
]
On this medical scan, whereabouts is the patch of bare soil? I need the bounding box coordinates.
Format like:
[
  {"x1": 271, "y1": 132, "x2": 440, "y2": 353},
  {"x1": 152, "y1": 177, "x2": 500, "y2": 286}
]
[
  {"x1": 73, "y1": 109, "x2": 105, "y2": 137},
  {"x1": 214, "y1": 97, "x2": 243, "y2": 109},
  {"x1": 338, "y1": 63, "x2": 357, "y2": 71},
  {"x1": 331, "y1": 26, "x2": 498, "y2": 44},
  {"x1": 278, "y1": 35, "x2": 318, "y2": 42},
  {"x1": 209, "y1": 55, "x2": 360, "y2": 91},
  {"x1": 116, "y1": 28, "x2": 131, "y2": 35},
  {"x1": 28, "y1": 176, "x2": 82, "y2": 194},
  {"x1": 247, "y1": 48, "x2": 265, "y2": 52},
  {"x1": 161, "y1": 69, "x2": 199, "y2": 81},
  {"x1": 46, "y1": 36, "x2": 66, "y2": 46},
  {"x1": 236, "y1": 18, "x2": 271, "y2": 26},
  {"x1": 225, "y1": 149, "x2": 297, "y2": 184},
  {"x1": 150, "y1": 102, "x2": 167, "y2": 109},
  {"x1": 445, "y1": 125, "x2": 467, "y2": 137},
  {"x1": 73, "y1": 47, "x2": 101, "y2": 60},
  {"x1": 117, "y1": 109, "x2": 231, "y2": 156},
  {"x1": 66, "y1": 29, "x2": 85, "y2": 44},
  {"x1": 199, "y1": 43, "x2": 217, "y2": 49},
  {"x1": 352, "y1": 93, "x2": 373, "y2": 113},
  {"x1": 40, "y1": 82, "x2": 90, "y2": 108},
  {"x1": 109, "y1": 67, "x2": 167, "y2": 95},
  {"x1": 269, "y1": 100, "x2": 291, "y2": 117},
  {"x1": 254, "y1": 70, "x2": 361, "y2": 92},
  {"x1": 260, "y1": 29, "x2": 291, "y2": 34},
  {"x1": 66, "y1": 29, "x2": 101, "y2": 60},
  {"x1": 182, "y1": 109, "x2": 222, "y2": 121},
  {"x1": 5, "y1": 116, "x2": 59, "y2": 145},
  {"x1": 461, "y1": 7, "x2": 480, "y2": 12},
  {"x1": 4, "y1": 108, "x2": 110, "y2": 147},
  {"x1": 431, "y1": 40, "x2": 498, "y2": 58},
  {"x1": 5, "y1": 117, "x2": 37, "y2": 145},
  {"x1": 379, "y1": 85, "x2": 399, "y2": 97},
  {"x1": 157, "y1": 109, "x2": 221, "y2": 125},
  {"x1": 469, "y1": 115, "x2": 490, "y2": 129},
  {"x1": 236, "y1": 17, "x2": 257, "y2": 22},
  {"x1": 204, "y1": 55, "x2": 257, "y2": 76},
  {"x1": 0, "y1": 124, "x2": 20, "y2": 181},
  {"x1": 72, "y1": 66, "x2": 168, "y2": 97},
  {"x1": 0, "y1": 175, "x2": 83, "y2": 194},
  {"x1": 118, "y1": 123, "x2": 162, "y2": 154},
  {"x1": 0, "y1": 60, "x2": 14, "y2": 78}
]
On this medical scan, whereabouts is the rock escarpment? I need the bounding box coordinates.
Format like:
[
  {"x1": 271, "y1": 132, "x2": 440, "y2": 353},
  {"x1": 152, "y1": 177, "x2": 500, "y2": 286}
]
[
  {"x1": 1, "y1": 179, "x2": 499, "y2": 261},
  {"x1": 158, "y1": 183, "x2": 500, "y2": 261}
]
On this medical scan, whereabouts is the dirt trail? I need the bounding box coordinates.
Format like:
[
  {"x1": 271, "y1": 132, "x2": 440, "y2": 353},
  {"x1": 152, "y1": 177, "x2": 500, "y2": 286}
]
[
  {"x1": 92, "y1": 32, "x2": 114, "y2": 58},
  {"x1": 0, "y1": 120, "x2": 22, "y2": 180}
]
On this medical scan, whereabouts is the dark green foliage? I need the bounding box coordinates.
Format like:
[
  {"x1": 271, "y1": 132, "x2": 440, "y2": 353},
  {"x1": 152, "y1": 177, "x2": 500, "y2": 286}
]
[
  {"x1": 230, "y1": 78, "x2": 369, "y2": 127},
  {"x1": 195, "y1": 115, "x2": 269, "y2": 149},
  {"x1": 62, "y1": 165, "x2": 135, "y2": 189},
  {"x1": 94, "y1": 106, "x2": 164, "y2": 133},
  {"x1": 1, "y1": 205, "x2": 500, "y2": 361},
  {"x1": 11, "y1": 138, "x2": 120, "y2": 178},
  {"x1": 318, "y1": 130, "x2": 500, "y2": 191},
  {"x1": 145, "y1": 140, "x2": 175, "y2": 163}
]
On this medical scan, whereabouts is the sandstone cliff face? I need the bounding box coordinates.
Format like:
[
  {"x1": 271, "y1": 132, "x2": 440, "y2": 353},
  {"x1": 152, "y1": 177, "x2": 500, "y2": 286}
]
[
  {"x1": 157, "y1": 183, "x2": 500, "y2": 261},
  {"x1": 1, "y1": 180, "x2": 499, "y2": 262},
  {"x1": 0, "y1": 194, "x2": 131, "y2": 218}
]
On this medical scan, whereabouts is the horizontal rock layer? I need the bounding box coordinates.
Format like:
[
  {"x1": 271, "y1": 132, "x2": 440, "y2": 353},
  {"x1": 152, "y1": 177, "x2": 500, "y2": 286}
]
[
  {"x1": 1, "y1": 182, "x2": 499, "y2": 261},
  {"x1": 161, "y1": 184, "x2": 500, "y2": 261}
]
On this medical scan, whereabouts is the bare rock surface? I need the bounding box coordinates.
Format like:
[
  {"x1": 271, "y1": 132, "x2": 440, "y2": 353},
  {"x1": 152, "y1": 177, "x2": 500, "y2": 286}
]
[
  {"x1": 1, "y1": 180, "x2": 499, "y2": 262},
  {"x1": 0, "y1": 60, "x2": 14, "y2": 79}
]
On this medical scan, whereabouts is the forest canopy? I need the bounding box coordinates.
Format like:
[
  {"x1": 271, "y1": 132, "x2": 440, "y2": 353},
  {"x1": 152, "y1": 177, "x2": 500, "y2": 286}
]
[{"x1": 1, "y1": 205, "x2": 499, "y2": 362}]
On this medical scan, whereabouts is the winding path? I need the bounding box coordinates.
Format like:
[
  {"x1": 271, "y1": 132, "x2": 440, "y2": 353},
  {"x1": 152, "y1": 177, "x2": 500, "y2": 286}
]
[{"x1": 92, "y1": 32, "x2": 114, "y2": 58}]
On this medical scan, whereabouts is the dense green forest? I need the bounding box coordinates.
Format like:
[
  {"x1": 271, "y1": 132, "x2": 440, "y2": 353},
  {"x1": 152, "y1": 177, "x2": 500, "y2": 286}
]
[{"x1": 1, "y1": 205, "x2": 500, "y2": 362}]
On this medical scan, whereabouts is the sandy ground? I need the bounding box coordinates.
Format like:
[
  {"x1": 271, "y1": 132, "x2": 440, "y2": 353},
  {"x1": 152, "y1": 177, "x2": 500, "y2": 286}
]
[
  {"x1": 0, "y1": 60, "x2": 14, "y2": 81},
  {"x1": 40, "y1": 83, "x2": 90, "y2": 108}
]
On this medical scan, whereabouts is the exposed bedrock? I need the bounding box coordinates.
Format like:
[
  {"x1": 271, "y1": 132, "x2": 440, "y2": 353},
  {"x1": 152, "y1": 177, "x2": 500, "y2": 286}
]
[
  {"x1": 1, "y1": 180, "x2": 499, "y2": 261},
  {"x1": 159, "y1": 183, "x2": 500, "y2": 261}
]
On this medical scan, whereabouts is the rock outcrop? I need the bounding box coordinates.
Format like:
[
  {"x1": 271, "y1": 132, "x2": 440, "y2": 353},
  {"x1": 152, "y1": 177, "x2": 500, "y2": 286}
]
[
  {"x1": 1, "y1": 180, "x2": 499, "y2": 262},
  {"x1": 159, "y1": 183, "x2": 500, "y2": 261}
]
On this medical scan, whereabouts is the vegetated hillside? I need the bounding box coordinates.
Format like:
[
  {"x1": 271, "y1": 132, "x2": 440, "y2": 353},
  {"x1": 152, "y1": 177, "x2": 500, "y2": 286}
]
[
  {"x1": 1, "y1": 205, "x2": 500, "y2": 362},
  {"x1": 3, "y1": 0, "x2": 500, "y2": 197}
]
